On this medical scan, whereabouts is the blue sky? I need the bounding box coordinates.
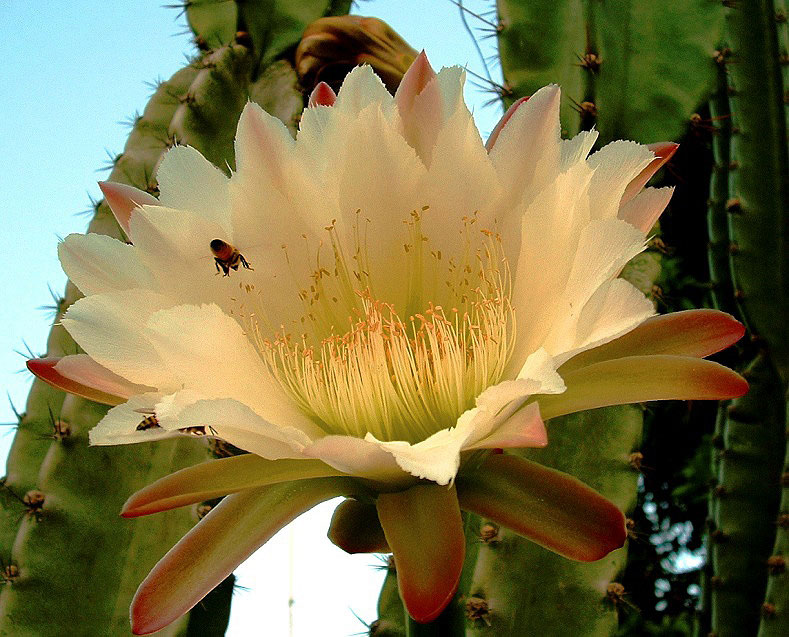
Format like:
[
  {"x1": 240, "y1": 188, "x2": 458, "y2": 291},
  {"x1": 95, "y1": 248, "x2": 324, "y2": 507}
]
[{"x1": 0, "y1": 1, "x2": 502, "y2": 634}]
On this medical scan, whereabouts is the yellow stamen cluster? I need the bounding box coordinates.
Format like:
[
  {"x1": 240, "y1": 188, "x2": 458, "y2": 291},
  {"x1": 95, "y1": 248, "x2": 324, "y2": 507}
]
[{"x1": 258, "y1": 288, "x2": 514, "y2": 443}]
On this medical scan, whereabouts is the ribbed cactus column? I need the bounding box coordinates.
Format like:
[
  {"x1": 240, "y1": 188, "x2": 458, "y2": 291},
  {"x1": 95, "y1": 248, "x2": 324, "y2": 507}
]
[
  {"x1": 706, "y1": 0, "x2": 789, "y2": 634},
  {"x1": 709, "y1": 353, "x2": 785, "y2": 636},
  {"x1": 496, "y1": 0, "x2": 726, "y2": 143},
  {"x1": 0, "y1": 61, "x2": 208, "y2": 637}
]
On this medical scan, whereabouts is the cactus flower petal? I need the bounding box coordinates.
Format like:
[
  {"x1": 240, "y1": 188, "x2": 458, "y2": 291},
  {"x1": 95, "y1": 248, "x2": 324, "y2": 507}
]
[
  {"x1": 376, "y1": 483, "x2": 465, "y2": 623},
  {"x1": 98, "y1": 181, "x2": 158, "y2": 236},
  {"x1": 456, "y1": 454, "x2": 626, "y2": 562},
  {"x1": 621, "y1": 141, "x2": 679, "y2": 205},
  {"x1": 536, "y1": 355, "x2": 748, "y2": 421},
  {"x1": 130, "y1": 478, "x2": 362, "y2": 635},
  {"x1": 618, "y1": 185, "x2": 675, "y2": 233},
  {"x1": 26, "y1": 354, "x2": 154, "y2": 406},
  {"x1": 121, "y1": 455, "x2": 346, "y2": 518},
  {"x1": 327, "y1": 498, "x2": 390, "y2": 554},
  {"x1": 308, "y1": 81, "x2": 337, "y2": 107},
  {"x1": 485, "y1": 96, "x2": 529, "y2": 151},
  {"x1": 58, "y1": 232, "x2": 156, "y2": 296},
  {"x1": 488, "y1": 85, "x2": 561, "y2": 199},
  {"x1": 560, "y1": 308, "x2": 745, "y2": 372},
  {"x1": 155, "y1": 145, "x2": 231, "y2": 229}
]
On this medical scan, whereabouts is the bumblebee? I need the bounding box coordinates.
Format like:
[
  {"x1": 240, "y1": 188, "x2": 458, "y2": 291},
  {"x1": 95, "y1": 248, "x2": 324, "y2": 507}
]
[
  {"x1": 136, "y1": 415, "x2": 161, "y2": 431},
  {"x1": 178, "y1": 426, "x2": 206, "y2": 436},
  {"x1": 178, "y1": 426, "x2": 215, "y2": 436},
  {"x1": 210, "y1": 239, "x2": 252, "y2": 276}
]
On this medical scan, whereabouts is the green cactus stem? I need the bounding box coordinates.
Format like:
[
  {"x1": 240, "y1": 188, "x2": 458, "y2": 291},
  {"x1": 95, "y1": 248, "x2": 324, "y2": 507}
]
[
  {"x1": 168, "y1": 42, "x2": 255, "y2": 171},
  {"x1": 710, "y1": 352, "x2": 785, "y2": 636},
  {"x1": 497, "y1": 0, "x2": 726, "y2": 143},
  {"x1": 0, "y1": 303, "x2": 72, "y2": 562},
  {"x1": 759, "y1": 424, "x2": 789, "y2": 636},
  {"x1": 706, "y1": 47, "x2": 739, "y2": 317},
  {"x1": 725, "y1": 0, "x2": 789, "y2": 382}
]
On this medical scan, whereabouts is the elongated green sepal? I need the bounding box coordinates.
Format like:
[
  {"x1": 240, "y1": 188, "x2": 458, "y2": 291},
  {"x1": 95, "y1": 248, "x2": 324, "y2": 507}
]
[
  {"x1": 376, "y1": 483, "x2": 465, "y2": 623},
  {"x1": 457, "y1": 454, "x2": 625, "y2": 562},
  {"x1": 131, "y1": 477, "x2": 363, "y2": 635},
  {"x1": 121, "y1": 455, "x2": 346, "y2": 517}
]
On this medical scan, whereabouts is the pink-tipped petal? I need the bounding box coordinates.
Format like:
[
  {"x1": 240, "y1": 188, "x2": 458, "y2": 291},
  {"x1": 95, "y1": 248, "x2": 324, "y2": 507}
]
[
  {"x1": 560, "y1": 309, "x2": 746, "y2": 373},
  {"x1": 98, "y1": 181, "x2": 159, "y2": 236},
  {"x1": 130, "y1": 478, "x2": 362, "y2": 635},
  {"x1": 121, "y1": 455, "x2": 346, "y2": 518},
  {"x1": 538, "y1": 355, "x2": 749, "y2": 421},
  {"x1": 394, "y1": 50, "x2": 436, "y2": 111},
  {"x1": 618, "y1": 185, "x2": 674, "y2": 233},
  {"x1": 376, "y1": 483, "x2": 465, "y2": 623},
  {"x1": 467, "y1": 402, "x2": 548, "y2": 450},
  {"x1": 308, "y1": 81, "x2": 337, "y2": 107},
  {"x1": 485, "y1": 96, "x2": 529, "y2": 151},
  {"x1": 457, "y1": 455, "x2": 626, "y2": 562},
  {"x1": 620, "y1": 142, "x2": 679, "y2": 205},
  {"x1": 393, "y1": 50, "x2": 442, "y2": 161},
  {"x1": 27, "y1": 355, "x2": 153, "y2": 406}
]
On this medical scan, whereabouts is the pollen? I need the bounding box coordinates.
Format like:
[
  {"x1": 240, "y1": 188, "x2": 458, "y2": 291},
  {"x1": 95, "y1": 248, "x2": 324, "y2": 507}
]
[{"x1": 257, "y1": 286, "x2": 514, "y2": 443}]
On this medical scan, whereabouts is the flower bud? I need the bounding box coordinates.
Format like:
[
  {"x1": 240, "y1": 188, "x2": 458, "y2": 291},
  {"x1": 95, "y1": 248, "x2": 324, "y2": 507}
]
[{"x1": 295, "y1": 16, "x2": 418, "y2": 93}]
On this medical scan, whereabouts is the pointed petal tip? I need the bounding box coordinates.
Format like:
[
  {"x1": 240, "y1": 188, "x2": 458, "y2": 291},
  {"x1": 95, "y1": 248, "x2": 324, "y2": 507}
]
[
  {"x1": 727, "y1": 372, "x2": 750, "y2": 399},
  {"x1": 308, "y1": 81, "x2": 337, "y2": 107},
  {"x1": 485, "y1": 95, "x2": 530, "y2": 151},
  {"x1": 98, "y1": 181, "x2": 158, "y2": 236},
  {"x1": 26, "y1": 356, "x2": 56, "y2": 377},
  {"x1": 648, "y1": 141, "x2": 680, "y2": 161},
  {"x1": 395, "y1": 48, "x2": 437, "y2": 109}
]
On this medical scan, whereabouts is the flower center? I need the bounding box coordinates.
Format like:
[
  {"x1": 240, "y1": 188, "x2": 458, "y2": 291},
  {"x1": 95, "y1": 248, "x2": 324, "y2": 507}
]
[
  {"x1": 259, "y1": 288, "x2": 514, "y2": 442},
  {"x1": 237, "y1": 208, "x2": 514, "y2": 442}
]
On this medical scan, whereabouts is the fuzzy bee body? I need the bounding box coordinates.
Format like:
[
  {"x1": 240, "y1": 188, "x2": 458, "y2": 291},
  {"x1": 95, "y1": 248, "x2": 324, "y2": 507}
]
[
  {"x1": 136, "y1": 415, "x2": 161, "y2": 431},
  {"x1": 210, "y1": 239, "x2": 252, "y2": 276},
  {"x1": 178, "y1": 426, "x2": 216, "y2": 436}
]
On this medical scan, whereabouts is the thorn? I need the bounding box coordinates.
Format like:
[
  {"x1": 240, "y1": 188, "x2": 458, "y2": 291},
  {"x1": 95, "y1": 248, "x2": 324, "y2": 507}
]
[
  {"x1": 465, "y1": 595, "x2": 491, "y2": 626},
  {"x1": 761, "y1": 603, "x2": 777, "y2": 618},
  {"x1": 6, "y1": 392, "x2": 22, "y2": 422},
  {"x1": 766, "y1": 555, "x2": 786, "y2": 575},
  {"x1": 479, "y1": 522, "x2": 501, "y2": 544},
  {"x1": 628, "y1": 452, "x2": 644, "y2": 471}
]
